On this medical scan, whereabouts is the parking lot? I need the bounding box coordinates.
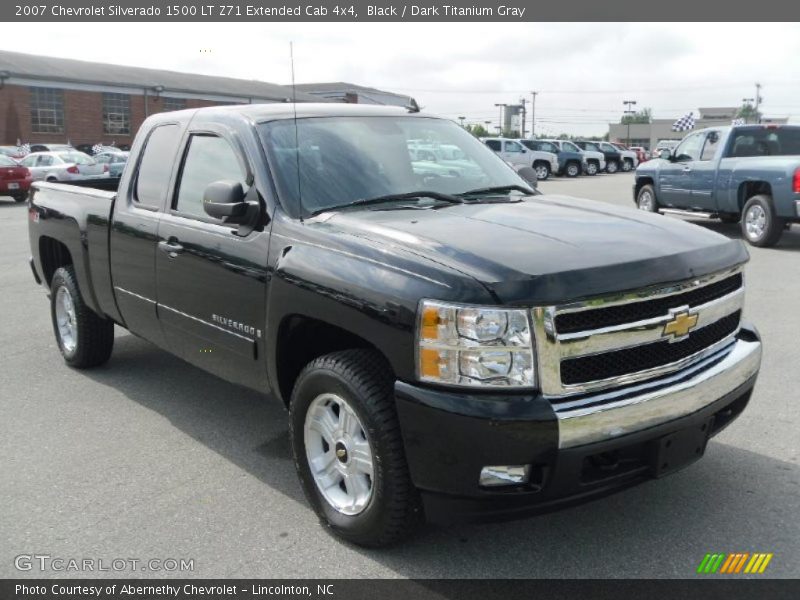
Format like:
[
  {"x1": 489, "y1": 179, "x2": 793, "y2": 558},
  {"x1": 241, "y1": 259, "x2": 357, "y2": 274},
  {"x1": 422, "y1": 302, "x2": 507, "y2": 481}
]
[{"x1": 1, "y1": 172, "x2": 798, "y2": 579}]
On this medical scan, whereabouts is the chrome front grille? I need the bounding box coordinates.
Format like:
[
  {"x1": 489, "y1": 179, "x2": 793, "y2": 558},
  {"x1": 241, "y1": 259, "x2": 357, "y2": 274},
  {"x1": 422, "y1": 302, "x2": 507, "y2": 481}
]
[{"x1": 532, "y1": 267, "x2": 745, "y2": 398}]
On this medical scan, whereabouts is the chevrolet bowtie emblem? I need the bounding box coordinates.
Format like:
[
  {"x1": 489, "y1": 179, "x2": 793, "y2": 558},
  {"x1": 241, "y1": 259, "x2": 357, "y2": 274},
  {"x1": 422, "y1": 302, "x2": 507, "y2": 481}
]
[{"x1": 663, "y1": 310, "x2": 699, "y2": 340}]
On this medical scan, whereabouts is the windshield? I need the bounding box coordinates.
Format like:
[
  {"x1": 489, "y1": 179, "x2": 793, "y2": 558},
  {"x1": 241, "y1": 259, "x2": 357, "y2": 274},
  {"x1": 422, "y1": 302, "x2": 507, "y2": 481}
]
[
  {"x1": 260, "y1": 116, "x2": 527, "y2": 217},
  {"x1": 727, "y1": 127, "x2": 800, "y2": 157}
]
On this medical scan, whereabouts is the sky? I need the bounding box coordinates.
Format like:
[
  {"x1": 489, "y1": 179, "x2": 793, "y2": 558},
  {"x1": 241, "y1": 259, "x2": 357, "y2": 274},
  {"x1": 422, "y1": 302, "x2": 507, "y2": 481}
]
[{"x1": 0, "y1": 22, "x2": 798, "y2": 136}]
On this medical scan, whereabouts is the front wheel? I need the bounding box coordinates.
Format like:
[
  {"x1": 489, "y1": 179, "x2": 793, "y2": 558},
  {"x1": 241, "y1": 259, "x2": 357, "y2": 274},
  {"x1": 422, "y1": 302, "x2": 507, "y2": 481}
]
[
  {"x1": 636, "y1": 184, "x2": 659, "y2": 213},
  {"x1": 742, "y1": 195, "x2": 785, "y2": 247},
  {"x1": 533, "y1": 162, "x2": 550, "y2": 180},
  {"x1": 622, "y1": 159, "x2": 633, "y2": 172},
  {"x1": 290, "y1": 349, "x2": 419, "y2": 547},
  {"x1": 13, "y1": 193, "x2": 26, "y2": 203},
  {"x1": 585, "y1": 161, "x2": 598, "y2": 176},
  {"x1": 565, "y1": 161, "x2": 580, "y2": 178},
  {"x1": 50, "y1": 266, "x2": 114, "y2": 368}
]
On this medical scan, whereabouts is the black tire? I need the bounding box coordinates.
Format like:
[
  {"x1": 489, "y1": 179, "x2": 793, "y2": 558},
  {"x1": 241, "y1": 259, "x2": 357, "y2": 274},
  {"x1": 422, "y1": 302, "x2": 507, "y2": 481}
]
[
  {"x1": 585, "y1": 161, "x2": 599, "y2": 176},
  {"x1": 565, "y1": 161, "x2": 580, "y2": 178},
  {"x1": 606, "y1": 160, "x2": 619, "y2": 174},
  {"x1": 741, "y1": 195, "x2": 785, "y2": 247},
  {"x1": 533, "y1": 161, "x2": 550, "y2": 181},
  {"x1": 50, "y1": 266, "x2": 114, "y2": 368},
  {"x1": 636, "y1": 184, "x2": 659, "y2": 213},
  {"x1": 719, "y1": 214, "x2": 739, "y2": 224},
  {"x1": 13, "y1": 193, "x2": 26, "y2": 203},
  {"x1": 290, "y1": 349, "x2": 419, "y2": 547},
  {"x1": 622, "y1": 159, "x2": 634, "y2": 172}
]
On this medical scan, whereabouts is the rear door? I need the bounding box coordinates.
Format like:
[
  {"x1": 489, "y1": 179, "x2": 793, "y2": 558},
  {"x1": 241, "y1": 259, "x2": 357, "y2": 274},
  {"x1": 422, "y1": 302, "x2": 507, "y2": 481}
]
[
  {"x1": 657, "y1": 132, "x2": 704, "y2": 207},
  {"x1": 155, "y1": 125, "x2": 269, "y2": 389}
]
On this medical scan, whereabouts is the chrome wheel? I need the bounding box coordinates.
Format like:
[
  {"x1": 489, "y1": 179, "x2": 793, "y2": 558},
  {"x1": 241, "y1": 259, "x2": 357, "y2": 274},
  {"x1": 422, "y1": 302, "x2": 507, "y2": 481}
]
[
  {"x1": 638, "y1": 190, "x2": 654, "y2": 211},
  {"x1": 55, "y1": 286, "x2": 77, "y2": 354},
  {"x1": 607, "y1": 161, "x2": 618, "y2": 174},
  {"x1": 534, "y1": 165, "x2": 549, "y2": 180},
  {"x1": 566, "y1": 163, "x2": 579, "y2": 177},
  {"x1": 586, "y1": 162, "x2": 598, "y2": 175},
  {"x1": 745, "y1": 204, "x2": 767, "y2": 240},
  {"x1": 304, "y1": 393, "x2": 374, "y2": 516}
]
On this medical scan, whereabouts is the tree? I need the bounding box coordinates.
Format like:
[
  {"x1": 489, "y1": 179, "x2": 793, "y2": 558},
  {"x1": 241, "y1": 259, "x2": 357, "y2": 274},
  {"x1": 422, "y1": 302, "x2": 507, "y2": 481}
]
[
  {"x1": 736, "y1": 103, "x2": 762, "y2": 124},
  {"x1": 621, "y1": 108, "x2": 652, "y2": 124},
  {"x1": 465, "y1": 124, "x2": 490, "y2": 138}
]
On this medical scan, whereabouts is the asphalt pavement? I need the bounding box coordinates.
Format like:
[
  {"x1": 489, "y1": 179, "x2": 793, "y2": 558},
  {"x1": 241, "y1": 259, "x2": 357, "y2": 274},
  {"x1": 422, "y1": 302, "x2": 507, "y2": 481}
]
[{"x1": 1, "y1": 173, "x2": 798, "y2": 578}]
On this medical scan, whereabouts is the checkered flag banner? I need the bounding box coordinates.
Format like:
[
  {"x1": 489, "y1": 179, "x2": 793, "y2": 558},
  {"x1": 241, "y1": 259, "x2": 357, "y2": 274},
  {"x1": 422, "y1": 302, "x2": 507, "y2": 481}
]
[
  {"x1": 16, "y1": 142, "x2": 30, "y2": 156},
  {"x1": 731, "y1": 118, "x2": 746, "y2": 126},
  {"x1": 92, "y1": 142, "x2": 104, "y2": 155},
  {"x1": 672, "y1": 112, "x2": 696, "y2": 132}
]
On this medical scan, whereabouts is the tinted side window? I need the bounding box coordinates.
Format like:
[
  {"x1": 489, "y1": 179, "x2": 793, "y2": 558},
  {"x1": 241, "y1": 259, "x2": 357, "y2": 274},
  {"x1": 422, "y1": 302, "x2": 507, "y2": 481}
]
[
  {"x1": 485, "y1": 140, "x2": 501, "y2": 151},
  {"x1": 135, "y1": 124, "x2": 181, "y2": 207},
  {"x1": 174, "y1": 135, "x2": 246, "y2": 220}
]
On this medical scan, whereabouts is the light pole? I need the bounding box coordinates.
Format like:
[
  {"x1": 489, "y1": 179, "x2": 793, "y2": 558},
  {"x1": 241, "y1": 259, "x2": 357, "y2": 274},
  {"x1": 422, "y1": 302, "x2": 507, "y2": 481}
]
[
  {"x1": 742, "y1": 98, "x2": 754, "y2": 123},
  {"x1": 530, "y1": 91, "x2": 538, "y2": 138},
  {"x1": 484, "y1": 120, "x2": 491, "y2": 136},
  {"x1": 623, "y1": 99, "x2": 637, "y2": 147},
  {"x1": 494, "y1": 103, "x2": 507, "y2": 136},
  {"x1": 754, "y1": 83, "x2": 762, "y2": 124},
  {"x1": 458, "y1": 116, "x2": 466, "y2": 128}
]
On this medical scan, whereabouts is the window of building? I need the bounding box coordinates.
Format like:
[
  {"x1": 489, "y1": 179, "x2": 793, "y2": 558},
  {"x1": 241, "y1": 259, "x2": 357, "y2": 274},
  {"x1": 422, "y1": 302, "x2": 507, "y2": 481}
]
[
  {"x1": 174, "y1": 135, "x2": 246, "y2": 220},
  {"x1": 161, "y1": 97, "x2": 187, "y2": 112},
  {"x1": 103, "y1": 93, "x2": 131, "y2": 135},
  {"x1": 30, "y1": 87, "x2": 65, "y2": 134}
]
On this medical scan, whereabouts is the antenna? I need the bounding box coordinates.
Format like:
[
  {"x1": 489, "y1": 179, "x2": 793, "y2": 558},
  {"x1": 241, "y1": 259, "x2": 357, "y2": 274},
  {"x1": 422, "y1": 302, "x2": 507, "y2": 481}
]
[{"x1": 290, "y1": 41, "x2": 303, "y2": 219}]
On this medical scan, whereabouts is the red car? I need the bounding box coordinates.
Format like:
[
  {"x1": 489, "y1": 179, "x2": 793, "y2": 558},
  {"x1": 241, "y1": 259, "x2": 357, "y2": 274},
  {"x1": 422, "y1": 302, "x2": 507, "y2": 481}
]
[
  {"x1": 628, "y1": 146, "x2": 649, "y2": 163},
  {"x1": 0, "y1": 155, "x2": 33, "y2": 202}
]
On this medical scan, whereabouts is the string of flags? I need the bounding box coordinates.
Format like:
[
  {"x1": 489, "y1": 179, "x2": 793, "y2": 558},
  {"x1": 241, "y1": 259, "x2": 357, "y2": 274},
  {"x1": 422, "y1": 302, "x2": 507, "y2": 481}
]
[{"x1": 731, "y1": 118, "x2": 746, "y2": 126}]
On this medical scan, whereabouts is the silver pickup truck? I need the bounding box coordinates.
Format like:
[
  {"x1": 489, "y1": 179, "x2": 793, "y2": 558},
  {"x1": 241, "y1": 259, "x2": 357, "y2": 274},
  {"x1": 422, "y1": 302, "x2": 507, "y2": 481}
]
[{"x1": 635, "y1": 124, "x2": 800, "y2": 247}]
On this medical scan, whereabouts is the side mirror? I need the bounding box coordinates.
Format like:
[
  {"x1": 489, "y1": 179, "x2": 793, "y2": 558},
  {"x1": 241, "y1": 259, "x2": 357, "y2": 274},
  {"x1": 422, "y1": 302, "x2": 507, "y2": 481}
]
[
  {"x1": 520, "y1": 148, "x2": 527, "y2": 153},
  {"x1": 659, "y1": 149, "x2": 672, "y2": 160},
  {"x1": 203, "y1": 180, "x2": 247, "y2": 219}
]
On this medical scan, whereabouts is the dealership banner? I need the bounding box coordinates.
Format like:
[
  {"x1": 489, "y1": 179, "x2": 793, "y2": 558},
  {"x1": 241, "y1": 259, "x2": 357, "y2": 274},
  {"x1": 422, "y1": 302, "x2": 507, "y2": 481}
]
[
  {"x1": 2, "y1": 0, "x2": 798, "y2": 21},
  {"x1": 2, "y1": 580, "x2": 799, "y2": 600}
]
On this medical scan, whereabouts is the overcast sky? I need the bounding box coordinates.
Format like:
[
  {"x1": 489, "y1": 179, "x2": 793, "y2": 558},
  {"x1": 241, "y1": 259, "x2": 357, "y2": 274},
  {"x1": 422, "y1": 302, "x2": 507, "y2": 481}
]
[{"x1": 0, "y1": 22, "x2": 798, "y2": 136}]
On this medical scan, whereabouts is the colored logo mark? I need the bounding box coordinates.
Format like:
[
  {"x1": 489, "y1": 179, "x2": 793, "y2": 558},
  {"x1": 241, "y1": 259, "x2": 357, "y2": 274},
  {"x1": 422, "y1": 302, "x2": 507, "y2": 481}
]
[{"x1": 697, "y1": 552, "x2": 773, "y2": 574}]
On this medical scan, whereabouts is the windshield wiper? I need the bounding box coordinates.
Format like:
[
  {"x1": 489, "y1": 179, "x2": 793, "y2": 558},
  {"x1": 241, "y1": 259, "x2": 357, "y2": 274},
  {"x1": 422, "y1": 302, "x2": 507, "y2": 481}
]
[
  {"x1": 456, "y1": 184, "x2": 536, "y2": 198},
  {"x1": 309, "y1": 191, "x2": 463, "y2": 216}
]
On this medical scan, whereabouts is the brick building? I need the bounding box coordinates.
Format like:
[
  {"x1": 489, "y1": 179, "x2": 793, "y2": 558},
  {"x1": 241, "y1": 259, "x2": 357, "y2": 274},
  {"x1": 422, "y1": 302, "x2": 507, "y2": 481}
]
[{"x1": 0, "y1": 50, "x2": 321, "y2": 147}]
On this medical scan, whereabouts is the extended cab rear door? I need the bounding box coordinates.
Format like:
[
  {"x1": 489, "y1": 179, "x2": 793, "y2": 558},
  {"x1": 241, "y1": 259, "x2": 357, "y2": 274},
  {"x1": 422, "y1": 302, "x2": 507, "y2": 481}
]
[{"x1": 155, "y1": 123, "x2": 269, "y2": 390}]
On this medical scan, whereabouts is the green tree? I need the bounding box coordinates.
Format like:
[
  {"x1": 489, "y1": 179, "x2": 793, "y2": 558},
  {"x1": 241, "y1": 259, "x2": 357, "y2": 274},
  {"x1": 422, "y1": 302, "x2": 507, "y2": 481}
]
[
  {"x1": 736, "y1": 103, "x2": 762, "y2": 124},
  {"x1": 621, "y1": 108, "x2": 652, "y2": 124},
  {"x1": 465, "y1": 124, "x2": 490, "y2": 137}
]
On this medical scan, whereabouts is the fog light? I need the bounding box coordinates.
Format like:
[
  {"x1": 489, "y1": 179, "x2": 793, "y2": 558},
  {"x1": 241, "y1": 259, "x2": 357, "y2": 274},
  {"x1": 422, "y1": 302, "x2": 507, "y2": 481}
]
[{"x1": 479, "y1": 465, "x2": 530, "y2": 487}]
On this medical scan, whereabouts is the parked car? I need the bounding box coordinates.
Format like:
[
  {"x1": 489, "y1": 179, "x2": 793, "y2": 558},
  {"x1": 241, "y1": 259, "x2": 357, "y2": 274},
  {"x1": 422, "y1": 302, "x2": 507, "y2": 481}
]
[
  {"x1": 0, "y1": 145, "x2": 28, "y2": 160},
  {"x1": 626, "y1": 145, "x2": 649, "y2": 164},
  {"x1": 543, "y1": 139, "x2": 605, "y2": 176},
  {"x1": 28, "y1": 143, "x2": 75, "y2": 153},
  {"x1": 655, "y1": 140, "x2": 680, "y2": 154},
  {"x1": 608, "y1": 143, "x2": 640, "y2": 171},
  {"x1": 93, "y1": 151, "x2": 129, "y2": 177},
  {"x1": 635, "y1": 124, "x2": 800, "y2": 247},
  {"x1": 19, "y1": 151, "x2": 108, "y2": 182},
  {"x1": 28, "y1": 104, "x2": 762, "y2": 547},
  {"x1": 0, "y1": 154, "x2": 32, "y2": 202},
  {"x1": 575, "y1": 140, "x2": 622, "y2": 173},
  {"x1": 520, "y1": 139, "x2": 584, "y2": 177},
  {"x1": 482, "y1": 137, "x2": 558, "y2": 180}
]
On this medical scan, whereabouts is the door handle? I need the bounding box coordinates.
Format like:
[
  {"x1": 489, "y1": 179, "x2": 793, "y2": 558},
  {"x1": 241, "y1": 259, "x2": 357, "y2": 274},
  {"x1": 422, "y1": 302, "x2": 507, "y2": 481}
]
[{"x1": 158, "y1": 240, "x2": 184, "y2": 257}]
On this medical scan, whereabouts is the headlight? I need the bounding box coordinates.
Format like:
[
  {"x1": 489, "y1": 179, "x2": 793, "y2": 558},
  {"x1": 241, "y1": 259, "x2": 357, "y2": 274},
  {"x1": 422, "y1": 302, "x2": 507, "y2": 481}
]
[{"x1": 416, "y1": 300, "x2": 536, "y2": 388}]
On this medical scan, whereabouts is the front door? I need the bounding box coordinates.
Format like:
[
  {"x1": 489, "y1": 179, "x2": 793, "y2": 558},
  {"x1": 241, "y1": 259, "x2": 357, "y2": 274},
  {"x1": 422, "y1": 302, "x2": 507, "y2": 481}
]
[
  {"x1": 690, "y1": 131, "x2": 721, "y2": 211},
  {"x1": 658, "y1": 132, "x2": 704, "y2": 207},
  {"x1": 501, "y1": 140, "x2": 528, "y2": 166},
  {"x1": 155, "y1": 129, "x2": 269, "y2": 390}
]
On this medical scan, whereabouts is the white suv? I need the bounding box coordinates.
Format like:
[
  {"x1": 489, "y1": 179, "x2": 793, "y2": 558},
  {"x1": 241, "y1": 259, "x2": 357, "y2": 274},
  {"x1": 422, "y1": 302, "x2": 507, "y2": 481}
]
[{"x1": 482, "y1": 137, "x2": 559, "y2": 180}]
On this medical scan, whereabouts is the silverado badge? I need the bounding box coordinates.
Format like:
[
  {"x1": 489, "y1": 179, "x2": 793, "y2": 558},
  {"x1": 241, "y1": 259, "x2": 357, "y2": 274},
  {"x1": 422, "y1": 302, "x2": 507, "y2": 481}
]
[{"x1": 663, "y1": 309, "x2": 699, "y2": 341}]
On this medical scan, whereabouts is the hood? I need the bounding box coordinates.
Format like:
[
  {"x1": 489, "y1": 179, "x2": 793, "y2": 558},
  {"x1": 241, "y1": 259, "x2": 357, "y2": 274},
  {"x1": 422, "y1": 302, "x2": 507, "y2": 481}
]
[
  {"x1": 581, "y1": 150, "x2": 604, "y2": 160},
  {"x1": 311, "y1": 195, "x2": 748, "y2": 305}
]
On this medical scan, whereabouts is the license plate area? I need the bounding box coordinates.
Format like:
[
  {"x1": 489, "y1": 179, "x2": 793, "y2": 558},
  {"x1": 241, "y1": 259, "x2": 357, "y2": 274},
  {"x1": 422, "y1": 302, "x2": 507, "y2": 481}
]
[
  {"x1": 8, "y1": 183, "x2": 19, "y2": 189},
  {"x1": 651, "y1": 417, "x2": 713, "y2": 478}
]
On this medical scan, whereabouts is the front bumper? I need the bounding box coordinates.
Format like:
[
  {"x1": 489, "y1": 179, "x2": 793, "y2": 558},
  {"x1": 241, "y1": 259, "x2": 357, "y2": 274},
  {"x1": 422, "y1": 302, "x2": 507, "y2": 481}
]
[{"x1": 394, "y1": 326, "x2": 761, "y2": 523}]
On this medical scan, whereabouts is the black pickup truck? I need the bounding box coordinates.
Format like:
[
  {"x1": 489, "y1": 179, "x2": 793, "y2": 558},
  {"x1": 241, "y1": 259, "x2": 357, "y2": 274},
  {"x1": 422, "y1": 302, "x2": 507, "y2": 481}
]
[{"x1": 28, "y1": 104, "x2": 762, "y2": 547}]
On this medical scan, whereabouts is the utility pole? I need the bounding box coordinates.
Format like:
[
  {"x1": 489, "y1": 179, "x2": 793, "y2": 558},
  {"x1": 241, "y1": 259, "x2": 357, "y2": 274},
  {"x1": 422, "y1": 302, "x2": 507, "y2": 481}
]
[
  {"x1": 458, "y1": 116, "x2": 465, "y2": 128},
  {"x1": 742, "y1": 97, "x2": 754, "y2": 123},
  {"x1": 623, "y1": 99, "x2": 637, "y2": 146},
  {"x1": 754, "y1": 83, "x2": 762, "y2": 124},
  {"x1": 519, "y1": 98, "x2": 527, "y2": 138},
  {"x1": 494, "y1": 103, "x2": 507, "y2": 136},
  {"x1": 530, "y1": 91, "x2": 538, "y2": 138}
]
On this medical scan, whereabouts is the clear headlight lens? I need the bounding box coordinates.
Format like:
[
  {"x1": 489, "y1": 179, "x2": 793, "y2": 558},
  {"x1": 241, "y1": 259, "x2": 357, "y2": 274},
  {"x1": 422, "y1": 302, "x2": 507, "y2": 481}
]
[{"x1": 417, "y1": 300, "x2": 535, "y2": 388}]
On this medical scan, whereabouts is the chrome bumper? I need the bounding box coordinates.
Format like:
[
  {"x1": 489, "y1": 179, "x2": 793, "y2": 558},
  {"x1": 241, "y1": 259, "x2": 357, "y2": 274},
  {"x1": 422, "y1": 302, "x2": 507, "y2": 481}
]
[{"x1": 555, "y1": 332, "x2": 761, "y2": 448}]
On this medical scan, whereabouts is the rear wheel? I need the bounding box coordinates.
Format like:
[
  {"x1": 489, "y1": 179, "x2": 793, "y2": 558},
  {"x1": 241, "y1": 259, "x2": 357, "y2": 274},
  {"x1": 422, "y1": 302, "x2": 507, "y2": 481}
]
[
  {"x1": 636, "y1": 184, "x2": 659, "y2": 213},
  {"x1": 290, "y1": 349, "x2": 419, "y2": 547},
  {"x1": 565, "y1": 161, "x2": 580, "y2": 178},
  {"x1": 50, "y1": 266, "x2": 114, "y2": 368},
  {"x1": 533, "y1": 162, "x2": 550, "y2": 180},
  {"x1": 585, "y1": 161, "x2": 599, "y2": 176},
  {"x1": 741, "y1": 195, "x2": 785, "y2": 247},
  {"x1": 622, "y1": 159, "x2": 634, "y2": 172},
  {"x1": 12, "y1": 193, "x2": 26, "y2": 203},
  {"x1": 606, "y1": 160, "x2": 619, "y2": 174}
]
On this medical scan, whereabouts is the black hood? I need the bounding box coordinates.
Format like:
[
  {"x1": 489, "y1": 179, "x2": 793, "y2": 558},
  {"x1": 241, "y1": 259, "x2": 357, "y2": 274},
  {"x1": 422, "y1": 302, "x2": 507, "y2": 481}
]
[{"x1": 313, "y1": 195, "x2": 749, "y2": 305}]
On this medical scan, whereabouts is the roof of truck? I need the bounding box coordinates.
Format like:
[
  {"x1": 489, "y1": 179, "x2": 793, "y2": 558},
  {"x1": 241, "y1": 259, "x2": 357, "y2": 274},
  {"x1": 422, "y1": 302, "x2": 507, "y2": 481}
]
[{"x1": 152, "y1": 102, "x2": 425, "y2": 123}]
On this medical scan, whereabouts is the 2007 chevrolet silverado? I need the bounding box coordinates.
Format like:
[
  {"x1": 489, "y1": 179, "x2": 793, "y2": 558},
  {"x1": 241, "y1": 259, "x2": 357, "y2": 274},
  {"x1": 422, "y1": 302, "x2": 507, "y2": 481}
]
[{"x1": 28, "y1": 104, "x2": 762, "y2": 547}]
